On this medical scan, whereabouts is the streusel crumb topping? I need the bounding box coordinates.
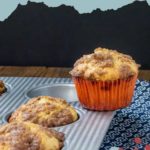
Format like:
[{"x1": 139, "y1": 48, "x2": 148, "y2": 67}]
[{"x1": 70, "y1": 47, "x2": 139, "y2": 81}]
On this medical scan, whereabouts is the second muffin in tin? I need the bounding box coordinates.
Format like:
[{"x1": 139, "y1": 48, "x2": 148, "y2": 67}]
[{"x1": 9, "y1": 96, "x2": 78, "y2": 127}]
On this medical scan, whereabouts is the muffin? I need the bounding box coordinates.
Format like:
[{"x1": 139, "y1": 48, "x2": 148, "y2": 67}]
[
  {"x1": 0, "y1": 80, "x2": 6, "y2": 95},
  {"x1": 9, "y1": 96, "x2": 78, "y2": 127},
  {"x1": 0, "y1": 122, "x2": 64, "y2": 150},
  {"x1": 70, "y1": 47, "x2": 139, "y2": 110}
]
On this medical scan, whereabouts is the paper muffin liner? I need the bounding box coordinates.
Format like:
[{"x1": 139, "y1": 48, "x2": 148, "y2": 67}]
[{"x1": 73, "y1": 75, "x2": 137, "y2": 110}]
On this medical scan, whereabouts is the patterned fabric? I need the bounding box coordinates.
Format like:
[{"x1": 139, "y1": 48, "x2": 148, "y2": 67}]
[{"x1": 100, "y1": 80, "x2": 150, "y2": 150}]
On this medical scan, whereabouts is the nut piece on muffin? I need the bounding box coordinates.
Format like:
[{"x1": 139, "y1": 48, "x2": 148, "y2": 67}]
[
  {"x1": 9, "y1": 96, "x2": 78, "y2": 127},
  {"x1": 0, "y1": 80, "x2": 7, "y2": 95},
  {"x1": 70, "y1": 47, "x2": 140, "y2": 110},
  {"x1": 0, "y1": 122, "x2": 64, "y2": 150}
]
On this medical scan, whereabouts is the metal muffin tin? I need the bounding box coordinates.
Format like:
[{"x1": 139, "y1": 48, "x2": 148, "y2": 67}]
[{"x1": 0, "y1": 77, "x2": 115, "y2": 150}]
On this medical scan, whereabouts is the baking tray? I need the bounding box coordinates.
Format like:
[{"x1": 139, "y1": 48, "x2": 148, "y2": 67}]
[{"x1": 0, "y1": 77, "x2": 115, "y2": 150}]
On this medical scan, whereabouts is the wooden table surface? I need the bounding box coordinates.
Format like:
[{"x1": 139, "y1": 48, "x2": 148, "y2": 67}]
[{"x1": 0, "y1": 66, "x2": 149, "y2": 81}]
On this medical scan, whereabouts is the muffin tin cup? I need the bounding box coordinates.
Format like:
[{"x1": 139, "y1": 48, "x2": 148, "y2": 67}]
[
  {"x1": 2, "y1": 107, "x2": 86, "y2": 127},
  {"x1": 73, "y1": 74, "x2": 137, "y2": 110},
  {"x1": 24, "y1": 83, "x2": 78, "y2": 102}
]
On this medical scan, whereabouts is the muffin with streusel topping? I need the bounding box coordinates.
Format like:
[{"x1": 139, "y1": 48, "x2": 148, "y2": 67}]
[
  {"x1": 70, "y1": 47, "x2": 139, "y2": 110},
  {"x1": 0, "y1": 122, "x2": 64, "y2": 150},
  {"x1": 9, "y1": 96, "x2": 78, "y2": 127}
]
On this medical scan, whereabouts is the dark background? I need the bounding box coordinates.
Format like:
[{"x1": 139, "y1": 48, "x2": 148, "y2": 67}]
[{"x1": 0, "y1": 1, "x2": 150, "y2": 69}]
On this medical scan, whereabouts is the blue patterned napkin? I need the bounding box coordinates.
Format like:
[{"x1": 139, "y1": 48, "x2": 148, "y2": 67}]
[{"x1": 100, "y1": 80, "x2": 150, "y2": 150}]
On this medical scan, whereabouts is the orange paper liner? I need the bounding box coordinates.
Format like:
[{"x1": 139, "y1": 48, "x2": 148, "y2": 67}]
[{"x1": 73, "y1": 75, "x2": 137, "y2": 110}]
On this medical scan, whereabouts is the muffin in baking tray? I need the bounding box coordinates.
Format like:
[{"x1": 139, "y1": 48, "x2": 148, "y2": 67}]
[
  {"x1": 9, "y1": 96, "x2": 78, "y2": 127},
  {"x1": 0, "y1": 80, "x2": 6, "y2": 95},
  {"x1": 0, "y1": 122, "x2": 64, "y2": 150},
  {"x1": 70, "y1": 47, "x2": 139, "y2": 110}
]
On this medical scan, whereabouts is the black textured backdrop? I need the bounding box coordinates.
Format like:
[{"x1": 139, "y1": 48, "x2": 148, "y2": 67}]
[{"x1": 0, "y1": 1, "x2": 150, "y2": 68}]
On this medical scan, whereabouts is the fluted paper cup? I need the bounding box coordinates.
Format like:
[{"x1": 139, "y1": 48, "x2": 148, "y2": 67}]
[{"x1": 73, "y1": 75, "x2": 137, "y2": 110}]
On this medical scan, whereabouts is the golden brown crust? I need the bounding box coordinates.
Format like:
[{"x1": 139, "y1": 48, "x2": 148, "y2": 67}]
[
  {"x1": 0, "y1": 80, "x2": 6, "y2": 95},
  {"x1": 70, "y1": 47, "x2": 139, "y2": 81},
  {"x1": 9, "y1": 96, "x2": 78, "y2": 127},
  {"x1": 0, "y1": 122, "x2": 64, "y2": 150}
]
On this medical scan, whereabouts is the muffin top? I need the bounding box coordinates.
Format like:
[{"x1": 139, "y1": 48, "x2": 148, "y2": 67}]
[
  {"x1": 70, "y1": 47, "x2": 139, "y2": 81},
  {"x1": 0, "y1": 122, "x2": 64, "y2": 150},
  {"x1": 9, "y1": 96, "x2": 78, "y2": 127}
]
